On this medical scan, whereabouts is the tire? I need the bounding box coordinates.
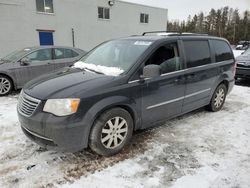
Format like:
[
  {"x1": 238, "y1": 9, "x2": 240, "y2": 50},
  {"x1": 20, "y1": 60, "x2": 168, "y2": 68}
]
[
  {"x1": 89, "y1": 108, "x2": 133, "y2": 156},
  {"x1": 207, "y1": 84, "x2": 227, "y2": 112},
  {"x1": 0, "y1": 75, "x2": 13, "y2": 96}
]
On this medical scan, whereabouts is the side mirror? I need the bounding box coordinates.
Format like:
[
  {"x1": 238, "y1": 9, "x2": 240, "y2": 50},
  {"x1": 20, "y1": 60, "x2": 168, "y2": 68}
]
[
  {"x1": 20, "y1": 58, "x2": 30, "y2": 66},
  {"x1": 141, "y1": 64, "x2": 161, "y2": 79}
]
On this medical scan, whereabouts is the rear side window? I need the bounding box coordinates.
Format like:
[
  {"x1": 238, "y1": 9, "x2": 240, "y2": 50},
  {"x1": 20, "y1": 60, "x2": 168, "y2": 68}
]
[
  {"x1": 54, "y1": 48, "x2": 79, "y2": 59},
  {"x1": 183, "y1": 40, "x2": 211, "y2": 68},
  {"x1": 72, "y1": 50, "x2": 79, "y2": 57},
  {"x1": 211, "y1": 40, "x2": 233, "y2": 62}
]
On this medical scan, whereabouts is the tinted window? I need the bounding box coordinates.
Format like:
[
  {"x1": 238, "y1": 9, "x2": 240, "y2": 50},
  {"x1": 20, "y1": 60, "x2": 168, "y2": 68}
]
[
  {"x1": 54, "y1": 48, "x2": 77, "y2": 59},
  {"x1": 25, "y1": 49, "x2": 52, "y2": 62},
  {"x1": 145, "y1": 43, "x2": 180, "y2": 74},
  {"x1": 72, "y1": 50, "x2": 79, "y2": 57},
  {"x1": 211, "y1": 40, "x2": 233, "y2": 62},
  {"x1": 54, "y1": 48, "x2": 64, "y2": 59},
  {"x1": 64, "y1": 49, "x2": 73, "y2": 58},
  {"x1": 183, "y1": 41, "x2": 211, "y2": 68}
]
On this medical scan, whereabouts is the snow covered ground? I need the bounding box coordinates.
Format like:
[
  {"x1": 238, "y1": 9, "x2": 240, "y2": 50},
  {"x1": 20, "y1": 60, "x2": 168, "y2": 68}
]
[{"x1": 1, "y1": 85, "x2": 250, "y2": 188}]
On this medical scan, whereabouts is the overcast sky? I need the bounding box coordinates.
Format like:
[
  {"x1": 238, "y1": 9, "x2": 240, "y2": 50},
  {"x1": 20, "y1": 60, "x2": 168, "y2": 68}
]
[{"x1": 122, "y1": 0, "x2": 250, "y2": 21}]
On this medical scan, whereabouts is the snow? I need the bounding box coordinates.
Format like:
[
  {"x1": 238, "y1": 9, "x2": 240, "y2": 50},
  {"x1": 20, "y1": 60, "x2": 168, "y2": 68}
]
[
  {"x1": 233, "y1": 50, "x2": 244, "y2": 58},
  {"x1": 73, "y1": 61, "x2": 124, "y2": 76},
  {"x1": 1, "y1": 85, "x2": 250, "y2": 188},
  {"x1": 172, "y1": 166, "x2": 220, "y2": 188}
]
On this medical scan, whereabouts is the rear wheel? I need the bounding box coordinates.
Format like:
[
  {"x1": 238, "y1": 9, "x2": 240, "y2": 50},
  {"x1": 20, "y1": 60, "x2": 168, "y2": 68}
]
[
  {"x1": 89, "y1": 108, "x2": 133, "y2": 156},
  {"x1": 207, "y1": 84, "x2": 227, "y2": 112},
  {"x1": 0, "y1": 75, "x2": 13, "y2": 96}
]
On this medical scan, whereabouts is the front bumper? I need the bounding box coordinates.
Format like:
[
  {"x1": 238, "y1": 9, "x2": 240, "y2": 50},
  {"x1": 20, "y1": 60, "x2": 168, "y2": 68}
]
[{"x1": 18, "y1": 110, "x2": 90, "y2": 152}]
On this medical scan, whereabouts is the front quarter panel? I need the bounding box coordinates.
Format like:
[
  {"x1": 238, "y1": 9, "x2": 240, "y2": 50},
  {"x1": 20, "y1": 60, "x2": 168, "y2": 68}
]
[{"x1": 79, "y1": 95, "x2": 139, "y2": 147}]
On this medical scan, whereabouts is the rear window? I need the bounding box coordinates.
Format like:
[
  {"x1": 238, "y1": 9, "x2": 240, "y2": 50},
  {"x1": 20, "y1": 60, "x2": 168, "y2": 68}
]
[
  {"x1": 183, "y1": 40, "x2": 211, "y2": 68},
  {"x1": 211, "y1": 40, "x2": 233, "y2": 62}
]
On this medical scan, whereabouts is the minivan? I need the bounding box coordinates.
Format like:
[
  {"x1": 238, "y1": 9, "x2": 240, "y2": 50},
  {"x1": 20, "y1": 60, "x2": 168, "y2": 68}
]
[{"x1": 17, "y1": 32, "x2": 235, "y2": 156}]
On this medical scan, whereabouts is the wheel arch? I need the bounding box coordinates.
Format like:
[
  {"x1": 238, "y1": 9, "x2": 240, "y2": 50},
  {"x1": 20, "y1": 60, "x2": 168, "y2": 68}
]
[
  {"x1": 81, "y1": 96, "x2": 140, "y2": 148},
  {"x1": 0, "y1": 72, "x2": 16, "y2": 90},
  {"x1": 210, "y1": 73, "x2": 231, "y2": 98},
  {"x1": 219, "y1": 80, "x2": 229, "y2": 91}
]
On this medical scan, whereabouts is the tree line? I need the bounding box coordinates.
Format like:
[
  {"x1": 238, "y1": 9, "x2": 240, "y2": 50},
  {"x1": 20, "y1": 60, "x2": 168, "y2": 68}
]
[{"x1": 167, "y1": 7, "x2": 250, "y2": 44}]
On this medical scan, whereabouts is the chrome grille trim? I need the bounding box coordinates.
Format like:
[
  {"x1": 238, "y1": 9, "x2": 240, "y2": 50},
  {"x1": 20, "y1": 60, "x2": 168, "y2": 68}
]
[{"x1": 18, "y1": 90, "x2": 41, "y2": 117}]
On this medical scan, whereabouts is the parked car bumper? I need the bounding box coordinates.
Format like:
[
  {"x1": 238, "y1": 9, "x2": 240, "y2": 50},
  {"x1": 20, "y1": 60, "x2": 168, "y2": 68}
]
[
  {"x1": 18, "y1": 111, "x2": 89, "y2": 152},
  {"x1": 236, "y1": 68, "x2": 250, "y2": 79}
]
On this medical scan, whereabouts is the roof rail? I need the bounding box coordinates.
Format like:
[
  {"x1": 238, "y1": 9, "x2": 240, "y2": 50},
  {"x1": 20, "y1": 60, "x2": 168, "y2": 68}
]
[
  {"x1": 142, "y1": 31, "x2": 180, "y2": 36},
  {"x1": 142, "y1": 31, "x2": 209, "y2": 36}
]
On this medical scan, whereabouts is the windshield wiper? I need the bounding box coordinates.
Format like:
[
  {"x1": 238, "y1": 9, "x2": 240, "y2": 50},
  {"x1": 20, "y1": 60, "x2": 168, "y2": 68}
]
[{"x1": 83, "y1": 67, "x2": 104, "y2": 75}]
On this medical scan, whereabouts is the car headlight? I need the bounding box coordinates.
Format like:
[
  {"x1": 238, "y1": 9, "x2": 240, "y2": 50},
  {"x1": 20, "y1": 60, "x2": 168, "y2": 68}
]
[{"x1": 43, "y1": 98, "x2": 80, "y2": 116}]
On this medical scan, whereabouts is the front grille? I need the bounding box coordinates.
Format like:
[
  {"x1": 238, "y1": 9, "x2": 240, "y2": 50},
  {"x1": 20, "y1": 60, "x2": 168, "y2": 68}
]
[{"x1": 18, "y1": 90, "x2": 41, "y2": 117}]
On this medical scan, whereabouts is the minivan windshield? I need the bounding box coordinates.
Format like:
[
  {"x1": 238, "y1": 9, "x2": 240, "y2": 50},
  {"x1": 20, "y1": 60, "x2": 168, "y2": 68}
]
[
  {"x1": 1, "y1": 49, "x2": 31, "y2": 62},
  {"x1": 243, "y1": 48, "x2": 250, "y2": 56},
  {"x1": 74, "y1": 40, "x2": 152, "y2": 76}
]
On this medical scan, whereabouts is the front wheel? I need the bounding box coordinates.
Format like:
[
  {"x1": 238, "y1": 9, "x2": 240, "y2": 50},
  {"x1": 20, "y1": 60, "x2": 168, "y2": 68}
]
[
  {"x1": 207, "y1": 84, "x2": 227, "y2": 112},
  {"x1": 89, "y1": 108, "x2": 133, "y2": 156},
  {"x1": 0, "y1": 75, "x2": 13, "y2": 96}
]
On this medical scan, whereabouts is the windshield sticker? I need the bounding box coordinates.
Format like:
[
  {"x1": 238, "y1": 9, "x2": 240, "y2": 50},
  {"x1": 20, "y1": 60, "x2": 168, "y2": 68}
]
[
  {"x1": 24, "y1": 49, "x2": 31, "y2": 51},
  {"x1": 134, "y1": 41, "x2": 152, "y2": 46}
]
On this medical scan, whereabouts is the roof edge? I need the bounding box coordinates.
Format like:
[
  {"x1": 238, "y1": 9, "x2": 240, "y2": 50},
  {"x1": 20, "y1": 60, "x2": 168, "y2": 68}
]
[{"x1": 117, "y1": 0, "x2": 168, "y2": 11}]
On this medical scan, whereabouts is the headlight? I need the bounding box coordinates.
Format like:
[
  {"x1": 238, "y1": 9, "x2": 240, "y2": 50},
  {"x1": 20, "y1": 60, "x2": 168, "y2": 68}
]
[{"x1": 43, "y1": 98, "x2": 80, "y2": 116}]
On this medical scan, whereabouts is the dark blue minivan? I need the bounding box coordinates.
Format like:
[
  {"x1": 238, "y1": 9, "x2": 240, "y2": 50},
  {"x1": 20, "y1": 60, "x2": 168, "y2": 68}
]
[{"x1": 17, "y1": 32, "x2": 235, "y2": 156}]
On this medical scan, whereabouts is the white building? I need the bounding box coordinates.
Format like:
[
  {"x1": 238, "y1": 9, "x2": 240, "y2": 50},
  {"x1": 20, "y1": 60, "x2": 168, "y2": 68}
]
[{"x1": 0, "y1": 0, "x2": 168, "y2": 56}]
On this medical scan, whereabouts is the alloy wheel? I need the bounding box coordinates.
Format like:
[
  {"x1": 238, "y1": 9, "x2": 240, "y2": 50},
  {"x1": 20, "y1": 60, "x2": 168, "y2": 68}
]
[
  {"x1": 101, "y1": 116, "x2": 128, "y2": 149},
  {"x1": 214, "y1": 88, "x2": 225, "y2": 108},
  {"x1": 0, "y1": 77, "x2": 11, "y2": 95}
]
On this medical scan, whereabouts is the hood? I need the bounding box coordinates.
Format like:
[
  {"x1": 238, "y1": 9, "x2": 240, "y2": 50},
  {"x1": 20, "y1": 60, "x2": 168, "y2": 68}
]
[
  {"x1": 236, "y1": 54, "x2": 250, "y2": 62},
  {"x1": 0, "y1": 59, "x2": 13, "y2": 67},
  {"x1": 23, "y1": 67, "x2": 115, "y2": 100}
]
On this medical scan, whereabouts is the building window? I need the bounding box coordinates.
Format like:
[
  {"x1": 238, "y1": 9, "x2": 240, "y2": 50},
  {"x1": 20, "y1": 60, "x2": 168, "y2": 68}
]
[
  {"x1": 98, "y1": 7, "x2": 110, "y2": 19},
  {"x1": 140, "y1": 13, "x2": 149, "y2": 23},
  {"x1": 36, "y1": 0, "x2": 54, "y2": 13}
]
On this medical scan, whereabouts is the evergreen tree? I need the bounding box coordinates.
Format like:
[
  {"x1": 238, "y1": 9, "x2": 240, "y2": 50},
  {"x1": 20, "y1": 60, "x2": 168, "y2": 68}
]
[{"x1": 166, "y1": 7, "x2": 250, "y2": 44}]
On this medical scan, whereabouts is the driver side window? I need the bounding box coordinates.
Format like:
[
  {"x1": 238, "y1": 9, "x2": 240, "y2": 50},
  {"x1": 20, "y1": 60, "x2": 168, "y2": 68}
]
[
  {"x1": 145, "y1": 43, "x2": 180, "y2": 74},
  {"x1": 25, "y1": 49, "x2": 52, "y2": 62}
]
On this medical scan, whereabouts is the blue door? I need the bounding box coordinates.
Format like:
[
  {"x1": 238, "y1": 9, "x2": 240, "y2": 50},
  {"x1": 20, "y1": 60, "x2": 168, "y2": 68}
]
[{"x1": 39, "y1": 32, "x2": 54, "y2": 45}]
